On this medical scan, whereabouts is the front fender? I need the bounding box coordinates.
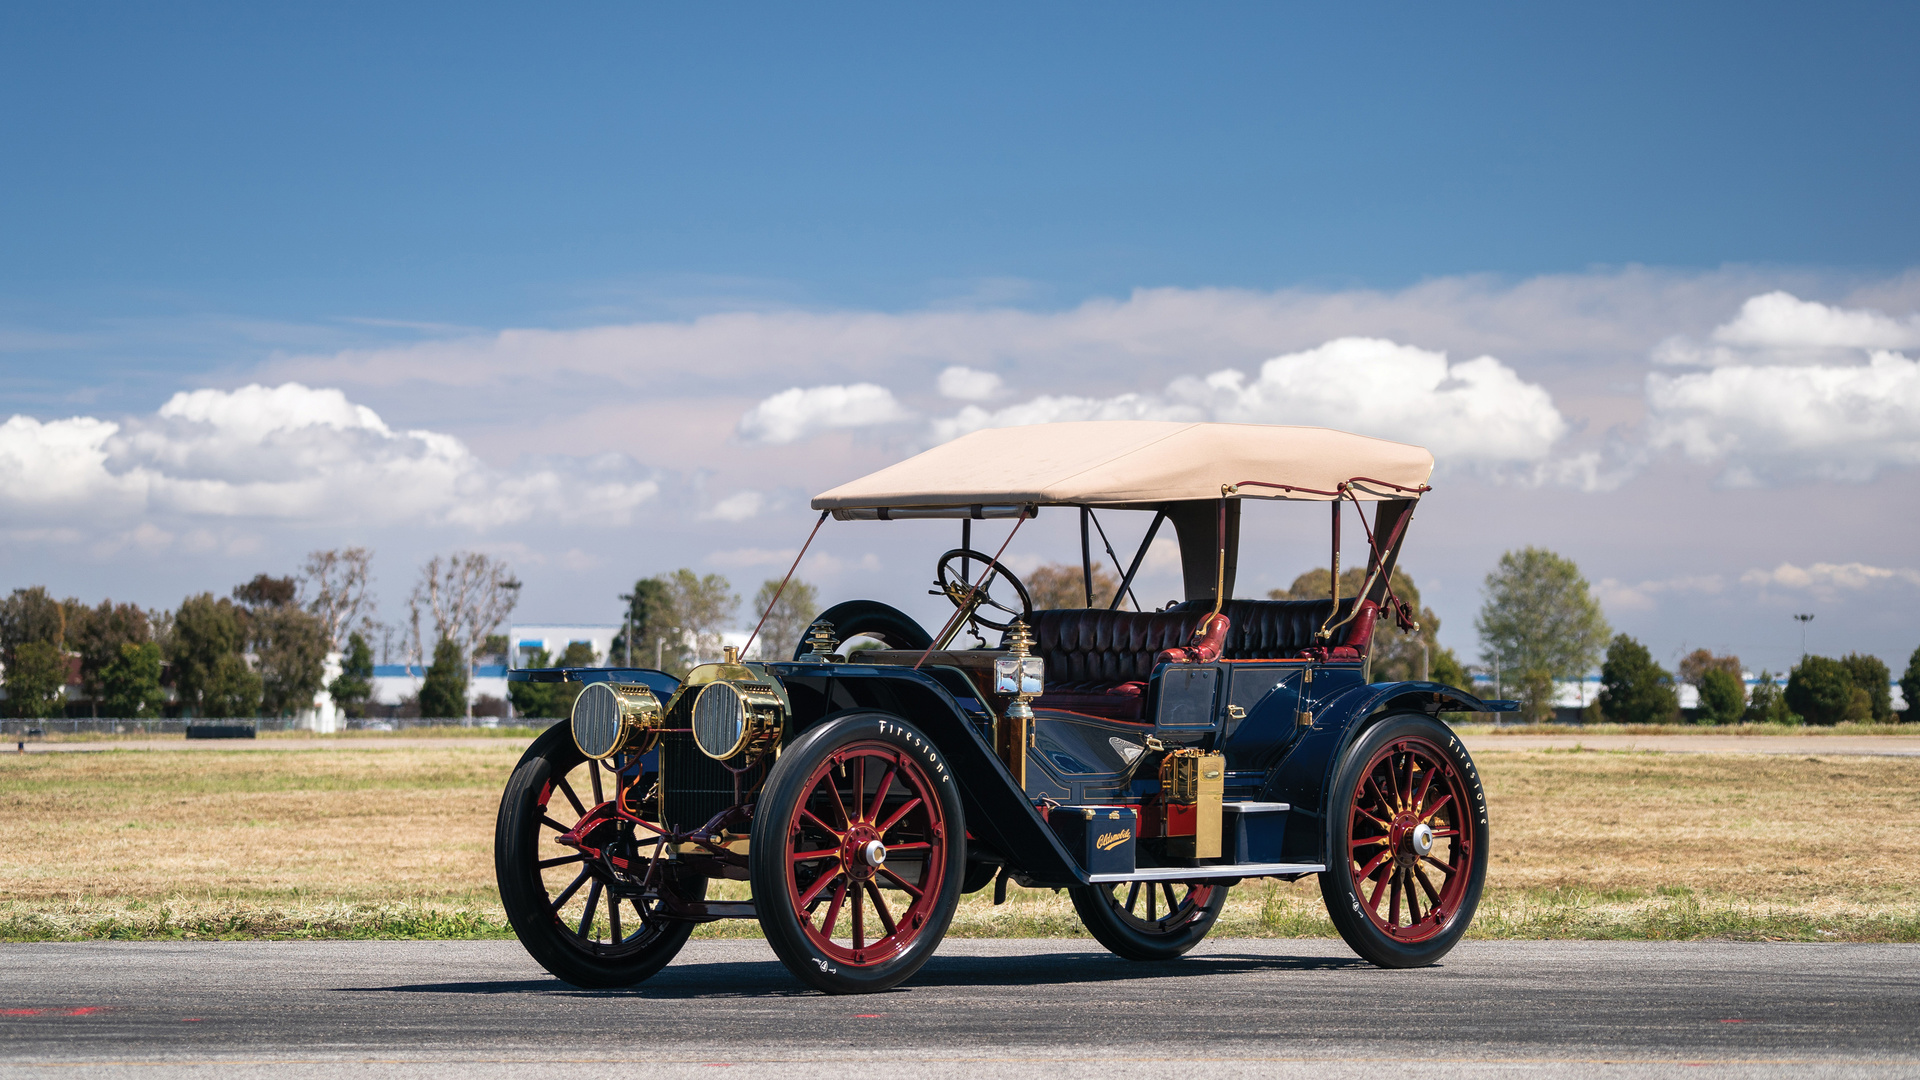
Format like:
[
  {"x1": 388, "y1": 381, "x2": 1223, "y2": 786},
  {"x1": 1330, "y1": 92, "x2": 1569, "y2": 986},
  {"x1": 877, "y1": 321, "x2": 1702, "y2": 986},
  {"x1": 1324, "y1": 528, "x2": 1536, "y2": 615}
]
[{"x1": 1261, "y1": 680, "x2": 1503, "y2": 865}]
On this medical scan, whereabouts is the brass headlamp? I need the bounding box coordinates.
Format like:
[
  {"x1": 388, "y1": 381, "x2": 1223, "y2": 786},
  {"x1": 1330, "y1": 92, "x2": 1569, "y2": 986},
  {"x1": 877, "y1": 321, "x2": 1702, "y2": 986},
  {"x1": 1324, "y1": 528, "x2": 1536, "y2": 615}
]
[
  {"x1": 570, "y1": 682, "x2": 665, "y2": 761},
  {"x1": 684, "y1": 647, "x2": 790, "y2": 764}
]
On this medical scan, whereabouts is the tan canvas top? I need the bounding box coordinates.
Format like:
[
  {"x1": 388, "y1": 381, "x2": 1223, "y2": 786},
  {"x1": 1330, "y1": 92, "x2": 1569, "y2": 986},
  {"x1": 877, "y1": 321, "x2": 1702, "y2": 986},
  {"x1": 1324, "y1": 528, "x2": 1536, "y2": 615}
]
[{"x1": 811, "y1": 421, "x2": 1433, "y2": 511}]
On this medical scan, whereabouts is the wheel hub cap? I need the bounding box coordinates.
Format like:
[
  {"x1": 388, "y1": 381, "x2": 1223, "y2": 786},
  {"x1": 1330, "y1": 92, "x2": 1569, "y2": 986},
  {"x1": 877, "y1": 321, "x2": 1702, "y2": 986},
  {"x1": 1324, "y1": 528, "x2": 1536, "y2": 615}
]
[
  {"x1": 861, "y1": 840, "x2": 887, "y2": 867},
  {"x1": 1409, "y1": 822, "x2": 1434, "y2": 857}
]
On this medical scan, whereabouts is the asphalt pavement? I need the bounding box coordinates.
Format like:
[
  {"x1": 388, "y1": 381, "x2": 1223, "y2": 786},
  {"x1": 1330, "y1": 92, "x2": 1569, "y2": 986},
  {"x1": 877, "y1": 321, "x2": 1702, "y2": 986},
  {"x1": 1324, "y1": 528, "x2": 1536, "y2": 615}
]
[{"x1": 2, "y1": 938, "x2": 1915, "y2": 1078}]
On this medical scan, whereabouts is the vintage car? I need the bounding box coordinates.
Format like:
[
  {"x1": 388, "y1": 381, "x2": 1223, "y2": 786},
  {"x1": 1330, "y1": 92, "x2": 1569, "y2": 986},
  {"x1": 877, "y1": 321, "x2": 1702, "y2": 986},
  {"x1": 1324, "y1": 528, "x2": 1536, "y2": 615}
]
[{"x1": 496, "y1": 420, "x2": 1502, "y2": 994}]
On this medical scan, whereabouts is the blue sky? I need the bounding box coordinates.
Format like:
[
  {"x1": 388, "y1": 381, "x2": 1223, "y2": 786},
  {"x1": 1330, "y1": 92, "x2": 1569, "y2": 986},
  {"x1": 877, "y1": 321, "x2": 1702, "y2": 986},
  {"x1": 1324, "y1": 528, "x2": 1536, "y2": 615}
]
[{"x1": 3, "y1": 2, "x2": 1918, "y2": 676}]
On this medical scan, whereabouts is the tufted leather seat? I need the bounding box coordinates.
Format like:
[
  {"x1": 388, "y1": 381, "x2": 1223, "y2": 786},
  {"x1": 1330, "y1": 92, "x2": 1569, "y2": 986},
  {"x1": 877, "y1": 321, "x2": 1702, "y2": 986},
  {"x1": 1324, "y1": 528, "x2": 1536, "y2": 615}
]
[
  {"x1": 1169, "y1": 598, "x2": 1377, "y2": 660},
  {"x1": 1012, "y1": 608, "x2": 1230, "y2": 722}
]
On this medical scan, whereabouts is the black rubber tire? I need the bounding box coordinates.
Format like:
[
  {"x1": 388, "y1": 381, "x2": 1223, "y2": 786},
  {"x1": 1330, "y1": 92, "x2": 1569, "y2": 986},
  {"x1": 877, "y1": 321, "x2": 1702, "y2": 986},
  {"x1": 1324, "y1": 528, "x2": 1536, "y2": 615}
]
[
  {"x1": 1068, "y1": 879, "x2": 1229, "y2": 961},
  {"x1": 794, "y1": 600, "x2": 933, "y2": 660},
  {"x1": 1319, "y1": 712, "x2": 1488, "y2": 969},
  {"x1": 495, "y1": 723, "x2": 703, "y2": 988},
  {"x1": 750, "y1": 711, "x2": 965, "y2": 994}
]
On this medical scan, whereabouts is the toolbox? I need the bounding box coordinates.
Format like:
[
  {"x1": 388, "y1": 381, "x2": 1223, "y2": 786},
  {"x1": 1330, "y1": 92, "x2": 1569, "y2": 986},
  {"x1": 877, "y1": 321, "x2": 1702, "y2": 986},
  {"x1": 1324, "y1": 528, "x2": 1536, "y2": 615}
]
[{"x1": 1048, "y1": 804, "x2": 1137, "y2": 876}]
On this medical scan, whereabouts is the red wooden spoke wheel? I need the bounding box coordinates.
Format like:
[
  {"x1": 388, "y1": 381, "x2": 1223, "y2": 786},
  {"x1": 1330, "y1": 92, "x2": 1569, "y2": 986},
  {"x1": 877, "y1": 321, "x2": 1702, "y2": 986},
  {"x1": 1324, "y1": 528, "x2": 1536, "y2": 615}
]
[
  {"x1": 495, "y1": 723, "x2": 704, "y2": 988},
  {"x1": 1321, "y1": 713, "x2": 1487, "y2": 968},
  {"x1": 752, "y1": 712, "x2": 965, "y2": 994},
  {"x1": 1069, "y1": 878, "x2": 1228, "y2": 961}
]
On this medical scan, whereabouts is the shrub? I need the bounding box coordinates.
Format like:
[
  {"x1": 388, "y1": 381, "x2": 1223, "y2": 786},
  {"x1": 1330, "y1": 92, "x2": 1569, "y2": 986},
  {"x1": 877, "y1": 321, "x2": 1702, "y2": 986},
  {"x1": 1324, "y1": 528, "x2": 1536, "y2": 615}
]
[
  {"x1": 1597, "y1": 634, "x2": 1678, "y2": 724},
  {"x1": 1903, "y1": 647, "x2": 1920, "y2": 723},
  {"x1": 1785, "y1": 655, "x2": 1854, "y2": 726},
  {"x1": 1744, "y1": 670, "x2": 1798, "y2": 724},
  {"x1": 418, "y1": 638, "x2": 468, "y2": 718},
  {"x1": 1839, "y1": 653, "x2": 1892, "y2": 723},
  {"x1": 1697, "y1": 667, "x2": 1746, "y2": 725}
]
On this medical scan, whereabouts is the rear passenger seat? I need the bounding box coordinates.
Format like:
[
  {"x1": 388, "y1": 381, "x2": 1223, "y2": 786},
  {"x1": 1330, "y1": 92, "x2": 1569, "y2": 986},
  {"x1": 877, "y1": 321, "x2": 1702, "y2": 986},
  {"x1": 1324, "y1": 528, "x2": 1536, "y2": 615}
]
[
  {"x1": 1168, "y1": 598, "x2": 1377, "y2": 660},
  {"x1": 1015, "y1": 608, "x2": 1228, "y2": 722}
]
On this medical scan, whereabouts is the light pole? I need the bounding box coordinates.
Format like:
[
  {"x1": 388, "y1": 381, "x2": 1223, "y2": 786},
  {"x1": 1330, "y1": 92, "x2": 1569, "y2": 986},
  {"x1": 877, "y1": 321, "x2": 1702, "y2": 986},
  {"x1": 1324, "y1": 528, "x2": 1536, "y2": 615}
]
[{"x1": 1792, "y1": 613, "x2": 1814, "y2": 657}]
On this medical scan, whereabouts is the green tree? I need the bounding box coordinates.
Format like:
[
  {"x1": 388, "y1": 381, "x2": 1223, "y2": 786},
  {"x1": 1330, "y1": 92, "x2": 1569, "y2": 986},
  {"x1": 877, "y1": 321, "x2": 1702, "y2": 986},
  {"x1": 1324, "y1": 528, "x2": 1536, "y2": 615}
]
[
  {"x1": 1028, "y1": 562, "x2": 1120, "y2": 610},
  {"x1": 1475, "y1": 548, "x2": 1612, "y2": 721},
  {"x1": 1785, "y1": 655, "x2": 1854, "y2": 726},
  {"x1": 418, "y1": 637, "x2": 468, "y2": 718},
  {"x1": 0, "y1": 586, "x2": 69, "y2": 661},
  {"x1": 1902, "y1": 647, "x2": 1920, "y2": 723},
  {"x1": 251, "y1": 606, "x2": 329, "y2": 717},
  {"x1": 1745, "y1": 670, "x2": 1797, "y2": 724},
  {"x1": 1272, "y1": 566, "x2": 1453, "y2": 684},
  {"x1": 612, "y1": 578, "x2": 672, "y2": 668},
  {"x1": 748, "y1": 577, "x2": 821, "y2": 660},
  {"x1": 169, "y1": 593, "x2": 250, "y2": 716},
  {"x1": 650, "y1": 570, "x2": 738, "y2": 677},
  {"x1": 1838, "y1": 653, "x2": 1892, "y2": 723},
  {"x1": 507, "y1": 647, "x2": 560, "y2": 718},
  {"x1": 69, "y1": 600, "x2": 152, "y2": 715},
  {"x1": 101, "y1": 641, "x2": 167, "y2": 718},
  {"x1": 200, "y1": 653, "x2": 263, "y2": 718},
  {"x1": 1696, "y1": 667, "x2": 1746, "y2": 725},
  {"x1": 328, "y1": 631, "x2": 375, "y2": 719},
  {"x1": 1428, "y1": 647, "x2": 1473, "y2": 693},
  {"x1": 4, "y1": 640, "x2": 69, "y2": 718},
  {"x1": 1677, "y1": 649, "x2": 1742, "y2": 690},
  {"x1": 1597, "y1": 634, "x2": 1678, "y2": 724}
]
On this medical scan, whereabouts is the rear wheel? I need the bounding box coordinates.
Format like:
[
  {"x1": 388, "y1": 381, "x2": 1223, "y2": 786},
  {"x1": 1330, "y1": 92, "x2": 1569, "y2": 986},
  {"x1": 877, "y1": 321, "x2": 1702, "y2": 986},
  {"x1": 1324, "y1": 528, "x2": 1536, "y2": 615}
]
[
  {"x1": 1319, "y1": 713, "x2": 1487, "y2": 968},
  {"x1": 750, "y1": 712, "x2": 965, "y2": 994},
  {"x1": 1069, "y1": 879, "x2": 1228, "y2": 961},
  {"x1": 495, "y1": 723, "x2": 705, "y2": 988}
]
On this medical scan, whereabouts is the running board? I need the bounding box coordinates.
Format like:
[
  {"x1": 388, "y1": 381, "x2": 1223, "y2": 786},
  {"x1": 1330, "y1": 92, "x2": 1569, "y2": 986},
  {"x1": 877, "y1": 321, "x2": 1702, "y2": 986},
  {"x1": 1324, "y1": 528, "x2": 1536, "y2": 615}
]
[{"x1": 1087, "y1": 861, "x2": 1325, "y2": 883}]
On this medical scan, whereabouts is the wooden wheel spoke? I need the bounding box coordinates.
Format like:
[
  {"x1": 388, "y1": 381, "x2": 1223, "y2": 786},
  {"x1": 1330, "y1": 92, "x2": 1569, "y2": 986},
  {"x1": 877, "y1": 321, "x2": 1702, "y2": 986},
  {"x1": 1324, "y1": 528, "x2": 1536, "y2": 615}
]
[
  {"x1": 797, "y1": 866, "x2": 843, "y2": 909},
  {"x1": 1351, "y1": 835, "x2": 1390, "y2": 849},
  {"x1": 540, "y1": 814, "x2": 575, "y2": 834},
  {"x1": 1421, "y1": 793, "x2": 1455, "y2": 824},
  {"x1": 537, "y1": 854, "x2": 585, "y2": 869},
  {"x1": 1366, "y1": 772, "x2": 1397, "y2": 815},
  {"x1": 554, "y1": 777, "x2": 587, "y2": 818},
  {"x1": 828, "y1": 775, "x2": 853, "y2": 829},
  {"x1": 1355, "y1": 849, "x2": 1393, "y2": 884},
  {"x1": 869, "y1": 764, "x2": 897, "y2": 823},
  {"x1": 1354, "y1": 807, "x2": 1392, "y2": 830},
  {"x1": 1146, "y1": 881, "x2": 1158, "y2": 921},
  {"x1": 878, "y1": 865, "x2": 924, "y2": 898},
  {"x1": 817, "y1": 877, "x2": 848, "y2": 935},
  {"x1": 608, "y1": 891, "x2": 623, "y2": 943},
  {"x1": 865, "y1": 881, "x2": 897, "y2": 936},
  {"x1": 1124, "y1": 882, "x2": 1141, "y2": 915},
  {"x1": 791, "y1": 847, "x2": 840, "y2": 863},
  {"x1": 799, "y1": 807, "x2": 842, "y2": 839},
  {"x1": 1388, "y1": 871, "x2": 1403, "y2": 926},
  {"x1": 550, "y1": 867, "x2": 590, "y2": 913},
  {"x1": 851, "y1": 879, "x2": 866, "y2": 949},
  {"x1": 1412, "y1": 762, "x2": 1439, "y2": 818},
  {"x1": 589, "y1": 758, "x2": 604, "y2": 806},
  {"x1": 1421, "y1": 853, "x2": 1458, "y2": 875},
  {"x1": 1413, "y1": 864, "x2": 1443, "y2": 908},
  {"x1": 1429, "y1": 827, "x2": 1460, "y2": 838},
  {"x1": 1160, "y1": 883, "x2": 1179, "y2": 920},
  {"x1": 877, "y1": 796, "x2": 924, "y2": 836},
  {"x1": 1404, "y1": 869, "x2": 1422, "y2": 923},
  {"x1": 854, "y1": 757, "x2": 867, "y2": 823},
  {"x1": 578, "y1": 879, "x2": 602, "y2": 938}
]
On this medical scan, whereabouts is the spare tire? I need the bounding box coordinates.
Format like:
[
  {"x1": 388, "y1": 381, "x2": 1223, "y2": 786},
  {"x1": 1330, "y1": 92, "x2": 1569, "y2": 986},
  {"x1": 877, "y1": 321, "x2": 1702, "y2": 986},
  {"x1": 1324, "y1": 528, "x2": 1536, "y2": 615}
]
[{"x1": 791, "y1": 600, "x2": 933, "y2": 659}]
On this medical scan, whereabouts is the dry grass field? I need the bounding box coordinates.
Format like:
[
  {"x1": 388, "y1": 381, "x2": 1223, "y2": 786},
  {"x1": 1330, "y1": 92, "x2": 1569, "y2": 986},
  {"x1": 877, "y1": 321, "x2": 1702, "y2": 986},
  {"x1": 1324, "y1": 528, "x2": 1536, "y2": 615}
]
[{"x1": 2, "y1": 741, "x2": 1916, "y2": 943}]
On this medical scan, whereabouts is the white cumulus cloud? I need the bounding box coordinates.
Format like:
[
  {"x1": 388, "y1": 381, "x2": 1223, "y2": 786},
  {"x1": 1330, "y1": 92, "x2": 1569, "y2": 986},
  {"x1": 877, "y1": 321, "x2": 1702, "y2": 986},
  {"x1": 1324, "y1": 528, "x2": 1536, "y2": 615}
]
[
  {"x1": 0, "y1": 383, "x2": 659, "y2": 533},
  {"x1": 736, "y1": 384, "x2": 913, "y2": 445},
  {"x1": 936, "y1": 366, "x2": 1005, "y2": 401},
  {"x1": 704, "y1": 490, "x2": 766, "y2": 522},
  {"x1": 1646, "y1": 351, "x2": 1920, "y2": 484},
  {"x1": 1654, "y1": 291, "x2": 1920, "y2": 366},
  {"x1": 1740, "y1": 562, "x2": 1920, "y2": 592},
  {"x1": 930, "y1": 337, "x2": 1575, "y2": 474}
]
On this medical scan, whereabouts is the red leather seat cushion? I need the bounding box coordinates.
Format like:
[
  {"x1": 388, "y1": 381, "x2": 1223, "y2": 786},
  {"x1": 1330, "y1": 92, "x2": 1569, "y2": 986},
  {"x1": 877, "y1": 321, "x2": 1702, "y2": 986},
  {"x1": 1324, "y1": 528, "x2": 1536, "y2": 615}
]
[{"x1": 1018, "y1": 608, "x2": 1227, "y2": 720}]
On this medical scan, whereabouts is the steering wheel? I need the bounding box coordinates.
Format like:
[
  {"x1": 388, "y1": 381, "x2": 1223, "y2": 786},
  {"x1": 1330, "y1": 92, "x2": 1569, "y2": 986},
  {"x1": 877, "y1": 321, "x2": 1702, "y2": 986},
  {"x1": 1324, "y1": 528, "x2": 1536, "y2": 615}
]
[{"x1": 934, "y1": 548, "x2": 1034, "y2": 633}]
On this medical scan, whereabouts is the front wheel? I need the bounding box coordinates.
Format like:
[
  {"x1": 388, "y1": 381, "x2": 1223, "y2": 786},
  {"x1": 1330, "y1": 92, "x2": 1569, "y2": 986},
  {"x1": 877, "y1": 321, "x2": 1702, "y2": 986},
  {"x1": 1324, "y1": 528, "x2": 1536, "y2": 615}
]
[
  {"x1": 750, "y1": 712, "x2": 965, "y2": 994},
  {"x1": 495, "y1": 723, "x2": 706, "y2": 988},
  {"x1": 1069, "y1": 879, "x2": 1228, "y2": 961},
  {"x1": 1320, "y1": 713, "x2": 1488, "y2": 968}
]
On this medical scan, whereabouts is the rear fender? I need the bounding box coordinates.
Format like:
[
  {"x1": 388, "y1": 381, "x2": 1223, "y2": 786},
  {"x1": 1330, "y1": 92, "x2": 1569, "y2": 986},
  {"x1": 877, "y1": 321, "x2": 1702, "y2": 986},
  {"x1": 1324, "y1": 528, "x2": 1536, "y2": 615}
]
[
  {"x1": 769, "y1": 664, "x2": 1085, "y2": 886},
  {"x1": 1261, "y1": 681, "x2": 1499, "y2": 865}
]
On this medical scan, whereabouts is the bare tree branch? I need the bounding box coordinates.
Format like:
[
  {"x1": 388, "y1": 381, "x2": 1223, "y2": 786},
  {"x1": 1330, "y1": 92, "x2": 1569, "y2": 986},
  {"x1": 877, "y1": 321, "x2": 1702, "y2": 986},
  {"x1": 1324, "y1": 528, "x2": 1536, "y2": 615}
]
[{"x1": 302, "y1": 547, "x2": 375, "y2": 653}]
